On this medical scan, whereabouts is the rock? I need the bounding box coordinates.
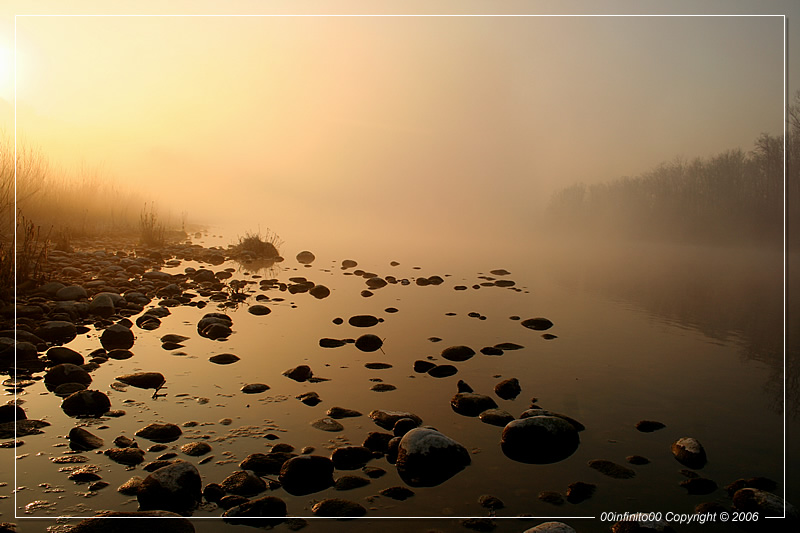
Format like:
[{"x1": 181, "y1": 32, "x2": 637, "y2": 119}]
[
  {"x1": 392, "y1": 417, "x2": 419, "y2": 437},
  {"x1": 283, "y1": 365, "x2": 313, "y2": 382},
  {"x1": 494, "y1": 342, "x2": 524, "y2": 350},
  {"x1": 521, "y1": 317, "x2": 553, "y2": 330},
  {"x1": 588, "y1": 459, "x2": 636, "y2": 479},
  {"x1": 35, "y1": 321, "x2": 78, "y2": 343},
  {"x1": 626, "y1": 455, "x2": 650, "y2": 465},
  {"x1": 355, "y1": 334, "x2": 383, "y2": 352},
  {"x1": 320, "y1": 338, "x2": 346, "y2": 348},
  {"x1": 395, "y1": 428, "x2": 471, "y2": 487},
  {"x1": 413, "y1": 360, "x2": 436, "y2": 373},
  {"x1": 68, "y1": 427, "x2": 104, "y2": 451},
  {"x1": 209, "y1": 353, "x2": 240, "y2": 365},
  {"x1": 725, "y1": 477, "x2": 778, "y2": 496},
  {"x1": 88, "y1": 293, "x2": 116, "y2": 317},
  {"x1": 335, "y1": 475, "x2": 371, "y2": 490},
  {"x1": 248, "y1": 304, "x2": 272, "y2": 316},
  {"x1": 636, "y1": 420, "x2": 666, "y2": 432},
  {"x1": 114, "y1": 435, "x2": 136, "y2": 448},
  {"x1": 61, "y1": 390, "x2": 111, "y2": 417},
  {"x1": 296, "y1": 251, "x2": 315, "y2": 264},
  {"x1": 240, "y1": 452, "x2": 296, "y2": 475},
  {"x1": 671, "y1": 437, "x2": 707, "y2": 469},
  {"x1": 137, "y1": 460, "x2": 203, "y2": 515},
  {"x1": 501, "y1": 416, "x2": 580, "y2": 464},
  {"x1": 105, "y1": 447, "x2": 146, "y2": 466},
  {"x1": 523, "y1": 523, "x2": 576, "y2": 533},
  {"x1": 478, "y1": 494, "x2": 504, "y2": 509},
  {"x1": 117, "y1": 476, "x2": 144, "y2": 495},
  {"x1": 427, "y1": 364, "x2": 458, "y2": 378},
  {"x1": 362, "y1": 431, "x2": 394, "y2": 454},
  {"x1": 732, "y1": 488, "x2": 799, "y2": 521},
  {"x1": 221, "y1": 470, "x2": 267, "y2": 496},
  {"x1": 441, "y1": 345, "x2": 475, "y2": 362},
  {"x1": 56, "y1": 285, "x2": 88, "y2": 301},
  {"x1": 479, "y1": 409, "x2": 515, "y2": 427},
  {"x1": 116, "y1": 372, "x2": 165, "y2": 390},
  {"x1": 278, "y1": 455, "x2": 335, "y2": 495},
  {"x1": 100, "y1": 324, "x2": 135, "y2": 350},
  {"x1": 45, "y1": 363, "x2": 92, "y2": 389},
  {"x1": 538, "y1": 491, "x2": 565, "y2": 505},
  {"x1": 460, "y1": 518, "x2": 496, "y2": 532},
  {"x1": 327, "y1": 407, "x2": 362, "y2": 419},
  {"x1": 380, "y1": 486, "x2": 415, "y2": 500},
  {"x1": 181, "y1": 442, "x2": 211, "y2": 456},
  {"x1": 480, "y1": 346, "x2": 504, "y2": 356},
  {"x1": 309, "y1": 285, "x2": 330, "y2": 299},
  {"x1": 331, "y1": 446, "x2": 373, "y2": 470},
  {"x1": 297, "y1": 392, "x2": 321, "y2": 406},
  {"x1": 54, "y1": 382, "x2": 88, "y2": 397},
  {"x1": 494, "y1": 378, "x2": 521, "y2": 400},
  {"x1": 369, "y1": 410, "x2": 423, "y2": 430},
  {"x1": 371, "y1": 383, "x2": 396, "y2": 392},
  {"x1": 241, "y1": 383, "x2": 270, "y2": 394},
  {"x1": 519, "y1": 409, "x2": 585, "y2": 431},
  {"x1": 135, "y1": 423, "x2": 182, "y2": 443},
  {"x1": 46, "y1": 346, "x2": 84, "y2": 365},
  {"x1": 0, "y1": 404, "x2": 25, "y2": 423},
  {"x1": 451, "y1": 392, "x2": 498, "y2": 416},
  {"x1": 566, "y1": 482, "x2": 595, "y2": 504},
  {"x1": 222, "y1": 495, "x2": 287, "y2": 524},
  {"x1": 311, "y1": 417, "x2": 343, "y2": 432},
  {"x1": 348, "y1": 315, "x2": 379, "y2": 327},
  {"x1": 66, "y1": 511, "x2": 195, "y2": 533},
  {"x1": 197, "y1": 313, "x2": 233, "y2": 340},
  {"x1": 311, "y1": 498, "x2": 366, "y2": 517},
  {"x1": 342, "y1": 259, "x2": 357, "y2": 269}
]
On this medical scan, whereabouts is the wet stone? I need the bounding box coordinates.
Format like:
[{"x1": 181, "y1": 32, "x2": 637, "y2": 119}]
[
  {"x1": 494, "y1": 378, "x2": 521, "y2": 400},
  {"x1": 501, "y1": 416, "x2": 580, "y2": 464},
  {"x1": 311, "y1": 498, "x2": 367, "y2": 517},
  {"x1": 494, "y1": 342, "x2": 524, "y2": 350},
  {"x1": 371, "y1": 383, "x2": 396, "y2": 392},
  {"x1": 380, "y1": 486, "x2": 415, "y2": 501},
  {"x1": 364, "y1": 362, "x2": 392, "y2": 369},
  {"x1": 144, "y1": 460, "x2": 174, "y2": 472},
  {"x1": 320, "y1": 338, "x2": 346, "y2": 348},
  {"x1": 241, "y1": 383, "x2": 270, "y2": 394},
  {"x1": 117, "y1": 476, "x2": 144, "y2": 495},
  {"x1": 480, "y1": 346, "x2": 504, "y2": 356},
  {"x1": 566, "y1": 482, "x2": 596, "y2": 504},
  {"x1": 348, "y1": 315, "x2": 379, "y2": 327},
  {"x1": 369, "y1": 410, "x2": 422, "y2": 430},
  {"x1": 362, "y1": 466, "x2": 386, "y2": 479},
  {"x1": 413, "y1": 360, "x2": 436, "y2": 373},
  {"x1": 55, "y1": 382, "x2": 88, "y2": 398},
  {"x1": 441, "y1": 345, "x2": 475, "y2": 362},
  {"x1": 297, "y1": 392, "x2": 322, "y2": 406},
  {"x1": 221, "y1": 470, "x2": 267, "y2": 496},
  {"x1": 538, "y1": 491, "x2": 565, "y2": 505},
  {"x1": 451, "y1": 393, "x2": 498, "y2": 417},
  {"x1": 326, "y1": 407, "x2": 362, "y2": 419},
  {"x1": 283, "y1": 365, "x2": 313, "y2": 382},
  {"x1": 427, "y1": 364, "x2": 458, "y2": 378},
  {"x1": 588, "y1": 459, "x2": 636, "y2": 479},
  {"x1": 68, "y1": 427, "x2": 104, "y2": 451},
  {"x1": 479, "y1": 409, "x2": 515, "y2": 427},
  {"x1": 636, "y1": 420, "x2": 666, "y2": 432},
  {"x1": 671, "y1": 437, "x2": 707, "y2": 469},
  {"x1": 181, "y1": 442, "x2": 212, "y2": 456},
  {"x1": 626, "y1": 455, "x2": 650, "y2": 465},
  {"x1": 478, "y1": 494, "x2": 504, "y2": 510},
  {"x1": 116, "y1": 372, "x2": 165, "y2": 390},
  {"x1": 311, "y1": 418, "x2": 344, "y2": 432},
  {"x1": 279, "y1": 455, "x2": 335, "y2": 496},
  {"x1": 61, "y1": 390, "x2": 111, "y2": 418},
  {"x1": 105, "y1": 447, "x2": 146, "y2": 466},
  {"x1": 331, "y1": 446, "x2": 373, "y2": 470},
  {"x1": 355, "y1": 334, "x2": 383, "y2": 352},
  {"x1": 460, "y1": 518, "x2": 496, "y2": 532},
  {"x1": 209, "y1": 353, "x2": 240, "y2": 365},
  {"x1": 135, "y1": 423, "x2": 182, "y2": 443},
  {"x1": 248, "y1": 304, "x2": 271, "y2": 316},
  {"x1": 521, "y1": 317, "x2": 553, "y2": 331},
  {"x1": 335, "y1": 475, "x2": 370, "y2": 490},
  {"x1": 239, "y1": 452, "x2": 297, "y2": 476},
  {"x1": 69, "y1": 468, "x2": 103, "y2": 483}
]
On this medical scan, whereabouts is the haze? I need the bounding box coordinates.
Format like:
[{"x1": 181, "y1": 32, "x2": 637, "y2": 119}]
[{"x1": 1, "y1": 11, "x2": 787, "y2": 251}]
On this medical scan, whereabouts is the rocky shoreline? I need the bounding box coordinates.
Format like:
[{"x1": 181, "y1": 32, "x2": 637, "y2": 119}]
[{"x1": 0, "y1": 235, "x2": 796, "y2": 532}]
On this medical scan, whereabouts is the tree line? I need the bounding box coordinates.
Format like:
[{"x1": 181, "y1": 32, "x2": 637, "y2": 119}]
[{"x1": 545, "y1": 92, "x2": 799, "y2": 248}]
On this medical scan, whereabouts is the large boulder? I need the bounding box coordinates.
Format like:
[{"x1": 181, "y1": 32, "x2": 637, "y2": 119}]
[
  {"x1": 278, "y1": 455, "x2": 334, "y2": 496},
  {"x1": 137, "y1": 461, "x2": 202, "y2": 515},
  {"x1": 501, "y1": 415, "x2": 580, "y2": 464},
  {"x1": 395, "y1": 428, "x2": 470, "y2": 487},
  {"x1": 100, "y1": 324, "x2": 135, "y2": 350},
  {"x1": 61, "y1": 390, "x2": 111, "y2": 417}
]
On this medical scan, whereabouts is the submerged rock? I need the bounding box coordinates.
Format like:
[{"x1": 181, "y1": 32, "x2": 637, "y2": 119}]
[
  {"x1": 451, "y1": 392, "x2": 498, "y2": 416},
  {"x1": 441, "y1": 345, "x2": 475, "y2": 362},
  {"x1": 671, "y1": 437, "x2": 707, "y2": 469},
  {"x1": 355, "y1": 334, "x2": 383, "y2": 352},
  {"x1": 501, "y1": 416, "x2": 580, "y2": 464},
  {"x1": 396, "y1": 428, "x2": 470, "y2": 487},
  {"x1": 521, "y1": 317, "x2": 553, "y2": 331}
]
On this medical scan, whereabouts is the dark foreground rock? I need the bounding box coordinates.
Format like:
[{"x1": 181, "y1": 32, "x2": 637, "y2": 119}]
[
  {"x1": 501, "y1": 416, "x2": 580, "y2": 464},
  {"x1": 135, "y1": 423, "x2": 182, "y2": 443},
  {"x1": 222, "y1": 495, "x2": 287, "y2": 527},
  {"x1": 61, "y1": 390, "x2": 111, "y2": 417},
  {"x1": 395, "y1": 428, "x2": 470, "y2": 487},
  {"x1": 137, "y1": 461, "x2": 202, "y2": 515},
  {"x1": 278, "y1": 455, "x2": 335, "y2": 496}
]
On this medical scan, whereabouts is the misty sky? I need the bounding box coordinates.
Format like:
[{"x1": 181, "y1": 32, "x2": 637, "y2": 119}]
[{"x1": 0, "y1": 1, "x2": 793, "y2": 249}]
